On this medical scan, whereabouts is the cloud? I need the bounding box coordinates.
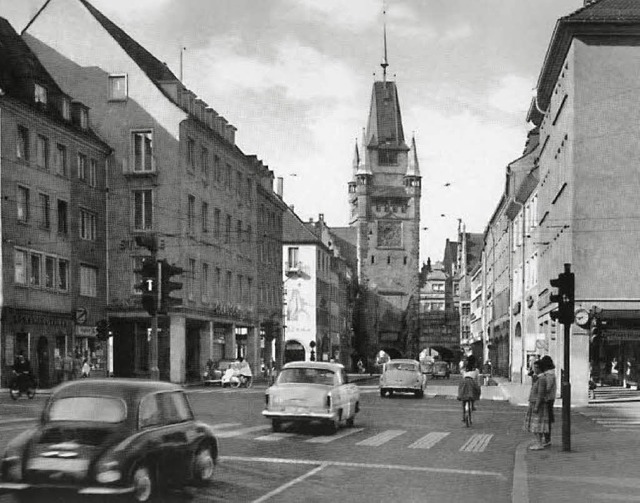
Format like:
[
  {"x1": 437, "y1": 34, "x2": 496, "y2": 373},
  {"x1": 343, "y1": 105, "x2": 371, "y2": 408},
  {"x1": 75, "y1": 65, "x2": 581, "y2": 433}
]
[
  {"x1": 92, "y1": 0, "x2": 173, "y2": 20},
  {"x1": 442, "y1": 23, "x2": 473, "y2": 42},
  {"x1": 282, "y1": 0, "x2": 380, "y2": 31},
  {"x1": 488, "y1": 74, "x2": 534, "y2": 114}
]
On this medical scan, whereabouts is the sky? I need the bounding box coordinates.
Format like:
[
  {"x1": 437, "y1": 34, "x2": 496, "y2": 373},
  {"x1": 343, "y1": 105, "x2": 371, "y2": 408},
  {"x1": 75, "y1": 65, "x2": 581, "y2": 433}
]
[{"x1": 0, "y1": 0, "x2": 584, "y2": 264}]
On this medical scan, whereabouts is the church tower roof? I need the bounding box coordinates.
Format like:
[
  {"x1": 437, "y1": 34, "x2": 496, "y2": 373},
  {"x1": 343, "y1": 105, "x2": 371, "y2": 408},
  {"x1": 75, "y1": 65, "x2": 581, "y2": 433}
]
[
  {"x1": 406, "y1": 134, "x2": 420, "y2": 177},
  {"x1": 365, "y1": 81, "x2": 407, "y2": 150}
]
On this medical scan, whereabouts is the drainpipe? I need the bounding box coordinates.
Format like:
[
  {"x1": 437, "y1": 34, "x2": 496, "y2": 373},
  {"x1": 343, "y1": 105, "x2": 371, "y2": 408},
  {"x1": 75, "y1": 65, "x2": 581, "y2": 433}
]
[{"x1": 0, "y1": 108, "x2": 3, "y2": 385}]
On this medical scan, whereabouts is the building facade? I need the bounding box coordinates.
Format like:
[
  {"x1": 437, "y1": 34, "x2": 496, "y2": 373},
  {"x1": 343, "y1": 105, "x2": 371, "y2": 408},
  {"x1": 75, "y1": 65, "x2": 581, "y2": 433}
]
[{"x1": 0, "y1": 18, "x2": 111, "y2": 387}]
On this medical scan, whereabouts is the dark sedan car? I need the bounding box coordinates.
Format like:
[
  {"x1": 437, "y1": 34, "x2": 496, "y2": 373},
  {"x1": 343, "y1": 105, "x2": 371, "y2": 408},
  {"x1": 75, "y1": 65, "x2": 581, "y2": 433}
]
[{"x1": 0, "y1": 379, "x2": 218, "y2": 502}]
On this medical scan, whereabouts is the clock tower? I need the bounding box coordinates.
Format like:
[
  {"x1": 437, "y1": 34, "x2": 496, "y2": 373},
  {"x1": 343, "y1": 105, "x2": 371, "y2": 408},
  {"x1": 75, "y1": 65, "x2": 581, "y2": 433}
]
[{"x1": 347, "y1": 20, "x2": 422, "y2": 352}]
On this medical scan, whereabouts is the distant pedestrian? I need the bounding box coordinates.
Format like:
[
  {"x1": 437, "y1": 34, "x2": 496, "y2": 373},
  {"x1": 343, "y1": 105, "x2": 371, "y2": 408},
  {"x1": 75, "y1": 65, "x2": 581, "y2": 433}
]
[
  {"x1": 54, "y1": 353, "x2": 63, "y2": 385},
  {"x1": 540, "y1": 355, "x2": 556, "y2": 447},
  {"x1": 63, "y1": 352, "x2": 73, "y2": 381},
  {"x1": 73, "y1": 353, "x2": 83, "y2": 380},
  {"x1": 357, "y1": 359, "x2": 365, "y2": 374},
  {"x1": 81, "y1": 358, "x2": 91, "y2": 378},
  {"x1": 523, "y1": 360, "x2": 549, "y2": 450}
]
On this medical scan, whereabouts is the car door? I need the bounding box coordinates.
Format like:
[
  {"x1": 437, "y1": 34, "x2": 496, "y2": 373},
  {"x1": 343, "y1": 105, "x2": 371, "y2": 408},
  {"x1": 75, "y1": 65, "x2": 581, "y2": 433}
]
[
  {"x1": 155, "y1": 392, "x2": 191, "y2": 483},
  {"x1": 338, "y1": 369, "x2": 357, "y2": 418}
]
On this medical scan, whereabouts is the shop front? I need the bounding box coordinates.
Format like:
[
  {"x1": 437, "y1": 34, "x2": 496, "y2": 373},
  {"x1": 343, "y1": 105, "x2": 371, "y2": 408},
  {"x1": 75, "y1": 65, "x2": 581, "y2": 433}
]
[{"x1": 1, "y1": 308, "x2": 73, "y2": 388}]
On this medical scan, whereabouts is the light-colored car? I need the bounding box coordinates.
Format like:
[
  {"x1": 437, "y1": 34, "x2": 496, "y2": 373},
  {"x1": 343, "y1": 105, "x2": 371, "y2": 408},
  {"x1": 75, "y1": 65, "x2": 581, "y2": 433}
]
[
  {"x1": 380, "y1": 359, "x2": 426, "y2": 398},
  {"x1": 263, "y1": 361, "x2": 360, "y2": 433}
]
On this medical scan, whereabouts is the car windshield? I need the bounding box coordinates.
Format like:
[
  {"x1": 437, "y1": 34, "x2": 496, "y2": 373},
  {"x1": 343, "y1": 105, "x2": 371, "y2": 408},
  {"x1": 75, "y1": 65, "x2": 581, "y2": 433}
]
[
  {"x1": 48, "y1": 397, "x2": 127, "y2": 423},
  {"x1": 277, "y1": 368, "x2": 336, "y2": 386},
  {"x1": 388, "y1": 363, "x2": 417, "y2": 372}
]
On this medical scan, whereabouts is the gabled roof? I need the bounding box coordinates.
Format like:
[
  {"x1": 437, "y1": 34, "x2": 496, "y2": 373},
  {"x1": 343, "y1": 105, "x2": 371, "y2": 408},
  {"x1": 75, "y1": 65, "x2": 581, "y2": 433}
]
[
  {"x1": 283, "y1": 207, "x2": 323, "y2": 246},
  {"x1": 365, "y1": 81, "x2": 408, "y2": 150},
  {"x1": 536, "y1": 0, "x2": 640, "y2": 111}
]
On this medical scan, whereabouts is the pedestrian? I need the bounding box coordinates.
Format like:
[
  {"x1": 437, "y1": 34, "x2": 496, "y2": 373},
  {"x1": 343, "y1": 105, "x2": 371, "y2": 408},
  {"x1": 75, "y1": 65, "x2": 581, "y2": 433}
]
[
  {"x1": 81, "y1": 358, "x2": 91, "y2": 378},
  {"x1": 539, "y1": 355, "x2": 556, "y2": 448},
  {"x1": 72, "y1": 353, "x2": 83, "y2": 380},
  {"x1": 357, "y1": 359, "x2": 365, "y2": 374},
  {"x1": 54, "y1": 353, "x2": 63, "y2": 385},
  {"x1": 523, "y1": 360, "x2": 549, "y2": 450},
  {"x1": 63, "y1": 352, "x2": 73, "y2": 381}
]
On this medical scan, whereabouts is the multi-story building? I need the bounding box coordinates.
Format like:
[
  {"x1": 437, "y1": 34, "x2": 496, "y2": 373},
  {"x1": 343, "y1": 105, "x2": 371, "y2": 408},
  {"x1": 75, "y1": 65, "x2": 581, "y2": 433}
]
[
  {"x1": 467, "y1": 263, "x2": 484, "y2": 362},
  {"x1": 24, "y1": 0, "x2": 284, "y2": 382},
  {"x1": 0, "y1": 18, "x2": 111, "y2": 387},
  {"x1": 282, "y1": 211, "x2": 355, "y2": 368}
]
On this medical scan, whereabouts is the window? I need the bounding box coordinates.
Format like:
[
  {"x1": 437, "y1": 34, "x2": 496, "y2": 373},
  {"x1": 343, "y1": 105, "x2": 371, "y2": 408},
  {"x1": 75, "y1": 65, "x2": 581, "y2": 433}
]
[
  {"x1": 201, "y1": 202, "x2": 209, "y2": 233},
  {"x1": 14, "y1": 249, "x2": 27, "y2": 285},
  {"x1": 17, "y1": 186, "x2": 30, "y2": 223},
  {"x1": 187, "y1": 195, "x2": 196, "y2": 233},
  {"x1": 226, "y1": 164, "x2": 232, "y2": 190},
  {"x1": 36, "y1": 135, "x2": 49, "y2": 169},
  {"x1": 57, "y1": 200, "x2": 68, "y2": 235},
  {"x1": 61, "y1": 98, "x2": 71, "y2": 120},
  {"x1": 202, "y1": 263, "x2": 209, "y2": 302},
  {"x1": 215, "y1": 267, "x2": 221, "y2": 299},
  {"x1": 237, "y1": 274, "x2": 243, "y2": 304},
  {"x1": 246, "y1": 178, "x2": 253, "y2": 202},
  {"x1": 58, "y1": 259, "x2": 69, "y2": 291},
  {"x1": 287, "y1": 247, "x2": 299, "y2": 269},
  {"x1": 226, "y1": 271, "x2": 232, "y2": 301},
  {"x1": 108, "y1": 74, "x2": 127, "y2": 100},
  {"x1": 432, "y1": 283, "x2": 445, "y2": 292},
  {"x1": 80, "y1": 265, "x2": 97, "y2": 297},
  {"x1": 214, "y1": 208, "x2": 220, "y2": 238},
  {"x1": 132, "y1": 131, "x2": 154, "y2": 172},
  {"x1": 79, "y1": 209, "x2": 96, "y2": 240},
  {"x1": 201, "y1": 147, "x2": 210, "y2": 182},
  {"x1": 79, "y1": 108, "x2": 88, "y2": 129},
  {"x1": 188, "y1": 259, "x2": 196, "y2": 301},
  {"x1": 236, "y1": 171, "x2": 242, "y2": 197},
  {"x1": 44, "y1": 256, "x2": 55, "y2": 289},
  {"x1": 246, "y1": 225, "x2": 252, "y2": 246},
  {"x1": 133, "y1": 190, "x2": 153, "y2": 230},
  {"x1": 225, "y1": 214, "x2": 231, "y2": 244},
  {"x1": 236, "y1": 220, "x2": 242, "y2": 242},
  {"x1": 34, "y1": 83, "x2": 47, "y2": 105},
  {"x1": 89, "y1": 159, "x2": 97, "y2": 187},
  {"x1": 55, "y1": 144, "x2": 68, "y2": 176},
  {"x1": 378, "y1": 150, "x2": 398, "y2": 165},
  {"x1": 16, "y1": 126, "x2": 29, "y2": 160},
  {"x1": 77, "y1": 153, "x2": 87, "y2": 181},
  {"x1": 30, "y1": 253, "x2": 41, "y2": 286},
  {"x1": 214, "y1": 155, "x2": 221, "y2": 183},
  {"x1": 39, "y1": 193, "x2": 50, "y2": 229},
  {"x1": 187, "y1": 138, "x2": 195, "y2": 169}
]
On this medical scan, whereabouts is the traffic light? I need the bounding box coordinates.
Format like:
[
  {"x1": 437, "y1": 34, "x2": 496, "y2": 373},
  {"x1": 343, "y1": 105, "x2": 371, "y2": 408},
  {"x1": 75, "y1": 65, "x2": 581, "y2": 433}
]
[
  {"x1": 159, "y1": 259, "x2": 183, "y2": 314},
  {"x1": 135, "y1": 258, "x2": 158, "y2": 315},
  {"x1": 96, "y1": 319, "x2": 111, "y2": 341},
  {"x1": 549, "y1": 263, "x2": 575, "y2": 325}
]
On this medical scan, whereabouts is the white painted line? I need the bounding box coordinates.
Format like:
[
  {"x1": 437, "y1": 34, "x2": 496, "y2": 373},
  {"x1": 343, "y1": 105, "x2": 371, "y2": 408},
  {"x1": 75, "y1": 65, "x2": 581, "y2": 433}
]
[
  {"x1": 460, "y1": 433, "x2": 493, "y2": 452},
  {"x1": 221, "y1": 455, "x2": 506, "y2": 480},
  {"x1": 255, "y1": 433, "x2": 297, "y2": 442},
  {"x1": 305, "y1": 428, "x2": 364, "y2": 444},
  {"x1": 356, "y1": 430, "x2": 406, "y2": 447},
  {"x1": 408, "y1": 431, "x2": 449, "y2": 449},
  {"x1": 216, "y1": 425, "x2": 271, "y2": 438},
  {"x1": 252, "y1": 463, "x2": 328, "y2": 503}
]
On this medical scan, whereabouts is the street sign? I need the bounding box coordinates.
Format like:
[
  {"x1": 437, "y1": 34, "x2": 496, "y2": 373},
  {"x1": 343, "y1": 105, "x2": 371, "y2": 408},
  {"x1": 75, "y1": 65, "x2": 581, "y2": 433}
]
[
  {"x1": 75, "y1": 307, "x2": 88, "y2": 325},
  {"x1": 76, "y1": 325, "x2": 96, "y2": 337}
]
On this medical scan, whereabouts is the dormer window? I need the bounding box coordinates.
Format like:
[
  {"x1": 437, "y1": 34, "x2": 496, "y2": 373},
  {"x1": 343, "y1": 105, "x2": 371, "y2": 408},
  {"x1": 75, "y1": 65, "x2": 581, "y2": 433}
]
[
  {"x1": 61, "y1": 98, "x2": 71, "y2": 120},
  {"x1": 80, "y1": 108, "x2": 88, "y2": 129},
  {"x1": 72, "y1": 102, "x2": 89, "y2": 129},
  {"x1": 108, "y1": 74, "x2": 127, "y2": 101},
  {"x1": 34, "y1": 84, "x2": 47, "y2": 106}
]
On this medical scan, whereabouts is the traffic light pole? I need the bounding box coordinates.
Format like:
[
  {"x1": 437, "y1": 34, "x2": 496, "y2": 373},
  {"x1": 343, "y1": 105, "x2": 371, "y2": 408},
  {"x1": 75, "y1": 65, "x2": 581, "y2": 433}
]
[
  {"x1": 150, "y1": 260, "x2": 161, "y2": 381},
  {"x1": 562, "y1": 319, "x2": 571, "y2": 452}
]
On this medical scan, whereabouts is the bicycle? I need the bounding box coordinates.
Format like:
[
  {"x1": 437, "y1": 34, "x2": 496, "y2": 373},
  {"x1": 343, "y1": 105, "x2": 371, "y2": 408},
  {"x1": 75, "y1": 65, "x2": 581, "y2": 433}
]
[{"x1": 462, "y1": 399, "x2": 473, "y2": 427}]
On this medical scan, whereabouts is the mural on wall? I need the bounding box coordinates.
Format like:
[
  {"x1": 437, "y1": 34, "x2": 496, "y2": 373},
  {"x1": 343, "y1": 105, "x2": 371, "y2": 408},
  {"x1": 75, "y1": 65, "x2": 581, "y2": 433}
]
[{"x1": 286, "y1": 278, "x2": 316, "y2": 347}]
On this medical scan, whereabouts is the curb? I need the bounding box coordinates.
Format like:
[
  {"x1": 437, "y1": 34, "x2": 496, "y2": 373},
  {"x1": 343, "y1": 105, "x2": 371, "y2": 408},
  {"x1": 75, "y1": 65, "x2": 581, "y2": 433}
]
[{"x1": 512, "y1": 440, "x2": 530, "y2": 503}]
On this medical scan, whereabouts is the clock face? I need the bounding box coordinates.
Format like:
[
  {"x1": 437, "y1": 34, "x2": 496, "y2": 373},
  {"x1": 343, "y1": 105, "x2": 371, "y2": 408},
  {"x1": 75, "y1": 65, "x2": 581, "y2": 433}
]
[
  {"x1": 575, "y1": 309, "x2": 589, "y2": 326},
  {"x1": 377, "y1": 221, "x2": 402, "y2": 247}
]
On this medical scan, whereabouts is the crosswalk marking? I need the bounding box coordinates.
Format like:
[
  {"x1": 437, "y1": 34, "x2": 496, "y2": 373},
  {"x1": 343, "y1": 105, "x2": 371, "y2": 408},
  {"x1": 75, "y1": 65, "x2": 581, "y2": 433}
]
[
  {"x1": 305, "y1": 428, "x2": 364, "y2": 444},
  {"x1": 408, "y1": 431, "x2": 449, "y2": 449},
  {"x1": 255, "y1": 432, "x2": 298, "y2": 441},
  {"x1": 460, "y1": 433, "x2": 493, "y2": 452},
  {"x1": 216, "y1": 425, "x2": 271, "y2": 438},
  {"x1": 356, "y1": 430, "x2": 405, "y2": 447}
]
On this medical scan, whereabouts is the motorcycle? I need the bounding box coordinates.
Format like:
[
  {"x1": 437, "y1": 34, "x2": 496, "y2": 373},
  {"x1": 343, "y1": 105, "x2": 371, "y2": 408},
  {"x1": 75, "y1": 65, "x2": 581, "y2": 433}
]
[
  {"x1": 10, "y1": 371, "x2": 36, "y2": 400},
  {"x1": 221, "y1": 368, "x2": 252, "y2": 388}
]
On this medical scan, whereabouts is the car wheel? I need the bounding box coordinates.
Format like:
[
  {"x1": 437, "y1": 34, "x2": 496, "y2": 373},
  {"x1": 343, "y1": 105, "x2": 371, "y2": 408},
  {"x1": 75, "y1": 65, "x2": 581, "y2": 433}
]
[
  {"x1": 131, "y1": 463, "x2": 155, "y2": 502},
  {"x1": 326, "y1": 418, "x2": 339, "y2": 434},
  {"x1": 346, "y1": 413, "x2": 356, "y2": 428},
  {"x1": 388, "y1": 390, "x2": 394, "y2": 398},
  {"x1": 415, "y1": 389, "x2": 424, "y2": 398},
  {"x1": 193, "y1": 445, "x2": 216, "y2": 485},
  {"x1": 9, "y1": 387, "x2": 20, "y2": 400},
  {"x1": 272, "y1": 419, "x2": 282, "y2": 432},
  {"x1": 380, "y1": 389, "x2": 386, "y2": 398}
]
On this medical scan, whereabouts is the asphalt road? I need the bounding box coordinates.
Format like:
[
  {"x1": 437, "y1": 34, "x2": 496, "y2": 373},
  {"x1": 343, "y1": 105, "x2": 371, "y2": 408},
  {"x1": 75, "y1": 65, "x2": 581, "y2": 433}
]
[{"x1": 0, "y1": 378, "x2": 533, "y2": 502}]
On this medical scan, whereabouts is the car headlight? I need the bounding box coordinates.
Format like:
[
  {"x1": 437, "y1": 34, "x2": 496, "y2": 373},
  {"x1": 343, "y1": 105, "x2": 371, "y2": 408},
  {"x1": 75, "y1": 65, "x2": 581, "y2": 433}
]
[{"x1": 95, "y1": 460, "x2": 122, "y2": 483}]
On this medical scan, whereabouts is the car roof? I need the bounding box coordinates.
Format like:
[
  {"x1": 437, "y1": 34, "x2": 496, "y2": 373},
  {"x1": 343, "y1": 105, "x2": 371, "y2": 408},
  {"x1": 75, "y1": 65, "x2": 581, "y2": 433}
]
[
  {"x1": 52, "y1": 378, "x2": 183, "y2": 401},
  {"x1": 388, "y1": 359, "x2": 420, "y2": 364},
  {"x1": 282, "y1": 361, "x2": 345, "y2": 371}
]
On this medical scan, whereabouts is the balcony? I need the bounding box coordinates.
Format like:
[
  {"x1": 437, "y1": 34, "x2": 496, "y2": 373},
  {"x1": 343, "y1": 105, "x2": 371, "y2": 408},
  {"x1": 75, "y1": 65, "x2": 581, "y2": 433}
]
[{"x1": 285, "y1": 261, "x2": 308, "y2": 277}]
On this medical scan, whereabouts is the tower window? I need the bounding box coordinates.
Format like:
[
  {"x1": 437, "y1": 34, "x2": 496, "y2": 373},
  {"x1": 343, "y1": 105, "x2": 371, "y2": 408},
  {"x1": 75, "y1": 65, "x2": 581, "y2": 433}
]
[
  {"x1": 387, "y1": 256, "x2": 391, "y2": 264},
  {"x1": 404, "y1": 257, "x2": 408, "y2": 265},
  {"x1": 378, "y1": 150, "x2": 397, "y2": 165},
  {"x1": 371, "y1": 255, "x2": 375, "y2": 264}
]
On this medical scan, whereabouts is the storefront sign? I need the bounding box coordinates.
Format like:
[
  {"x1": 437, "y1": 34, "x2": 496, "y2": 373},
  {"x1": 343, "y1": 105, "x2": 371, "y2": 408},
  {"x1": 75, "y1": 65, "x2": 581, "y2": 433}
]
[
  {"x1": 605, "y1": 329, "x2": 640, "y2": 342},
  {"x1": 76, "y1": 326, "x2": 97, "y2": 337},
  {"x1": 9, "y1": 312, "x2": 69, "y2": 327}
]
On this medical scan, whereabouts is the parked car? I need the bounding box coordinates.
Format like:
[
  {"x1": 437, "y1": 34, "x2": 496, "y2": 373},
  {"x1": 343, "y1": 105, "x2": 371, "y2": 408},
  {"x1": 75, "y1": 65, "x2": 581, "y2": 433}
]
[
  {"x1": 432, "y1": 361, "x2": 451, "y2": 379},
  {"x1": 0, "y1": 379, "x2": 218, "y2": 503},
  {"x1": 380, "y1": 359, "x2": 426, "y2": 398},
  {"x1": 263, "y1": 361, "x2": 360, "y2": 433}
]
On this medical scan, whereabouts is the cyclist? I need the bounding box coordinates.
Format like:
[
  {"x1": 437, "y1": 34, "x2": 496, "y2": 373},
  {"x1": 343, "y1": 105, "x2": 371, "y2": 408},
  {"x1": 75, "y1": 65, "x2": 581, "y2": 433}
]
[{"x1": 457, "y1": 357, "x2": 481, "y2": 422}]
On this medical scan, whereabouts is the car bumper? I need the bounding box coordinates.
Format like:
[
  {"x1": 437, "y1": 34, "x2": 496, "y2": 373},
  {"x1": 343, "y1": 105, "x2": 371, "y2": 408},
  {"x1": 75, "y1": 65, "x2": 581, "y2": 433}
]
[
  {"x1": 0, "y1": 481, "x2": 134, "y2": 496},
  {"x1": 262, "y1": 409, "x2": 337, "y2": 421},
  {"x1": 381, "y1": 386, "x2": 423, "y2": 392}
]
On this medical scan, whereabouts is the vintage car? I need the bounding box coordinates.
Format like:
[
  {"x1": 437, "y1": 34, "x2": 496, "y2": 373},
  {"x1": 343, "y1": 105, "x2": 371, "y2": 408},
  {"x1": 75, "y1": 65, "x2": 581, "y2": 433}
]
[
  {"x1": 432, "y1": 361, "x2": 451, "y2": 379},
  {"x1": 263, "y1": 361, "x2": 360, "y2": 433},
  {"x1": 379, "y1": 359, "x2": 426, "y2": 398},
  {"x1": 0, "y1": 379, "x2": 218, "y2": 502}
]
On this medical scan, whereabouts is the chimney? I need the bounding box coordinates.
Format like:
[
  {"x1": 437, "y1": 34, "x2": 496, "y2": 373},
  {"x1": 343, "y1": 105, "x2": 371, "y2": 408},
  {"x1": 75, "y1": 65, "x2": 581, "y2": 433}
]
[
  {"x1": 584, "y1": 0, "x2": 596, "y2": 5},
  {"x1": 319, "y1": 213, "x2": 324, "y2": 222},
  {"x1": 276, "y1": 177, "x2": 283, "y2": 197}
]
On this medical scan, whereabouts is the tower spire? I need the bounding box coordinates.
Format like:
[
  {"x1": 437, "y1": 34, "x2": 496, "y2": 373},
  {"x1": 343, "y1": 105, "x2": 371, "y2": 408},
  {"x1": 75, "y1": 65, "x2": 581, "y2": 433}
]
[{"x1": 381, "y1": 4, "x2": 389, "y2": 83}]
